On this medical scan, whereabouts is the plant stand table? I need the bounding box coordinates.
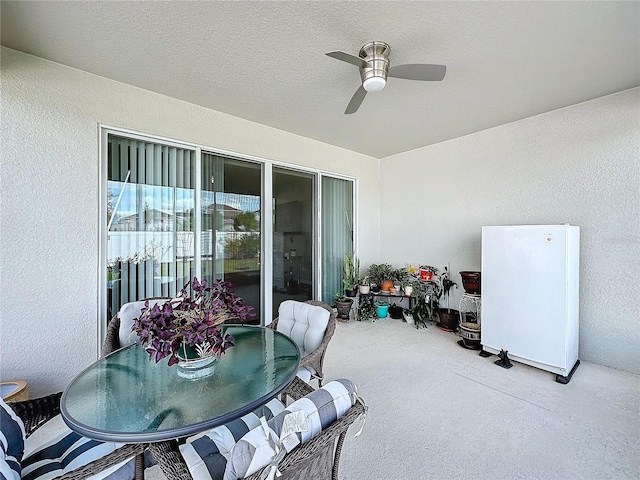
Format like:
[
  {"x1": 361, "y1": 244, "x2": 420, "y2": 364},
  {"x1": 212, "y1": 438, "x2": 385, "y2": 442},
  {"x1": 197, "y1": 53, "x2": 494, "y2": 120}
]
[{"x1": 357, "y1": 292, "x2": 417, "y2": 319}]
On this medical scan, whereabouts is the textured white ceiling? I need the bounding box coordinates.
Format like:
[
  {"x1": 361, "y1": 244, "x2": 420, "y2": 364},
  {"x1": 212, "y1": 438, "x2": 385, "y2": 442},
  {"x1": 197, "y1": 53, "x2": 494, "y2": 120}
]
[{"x1": 2, "y1": 1, "x2": 638, "y2": 158}]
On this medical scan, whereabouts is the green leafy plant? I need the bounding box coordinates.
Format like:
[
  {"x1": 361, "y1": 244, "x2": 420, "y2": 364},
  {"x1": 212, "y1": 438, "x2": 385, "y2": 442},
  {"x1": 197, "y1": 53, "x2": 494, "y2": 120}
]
[
  {"x1": 412, "y1": 299, "x2": 432, "y2": 329},
  {"x1": 334, "y1": 291, "x2": 348, "y2": 302},
  {"x1": 342, "y1": 253, "x2": 360, "y2": 291},
  {"x1": 357, "y1": 295, "x2": 376, "y2": 321},
  {"x1": 366, "y1": 263, "x2": 396, "y2": 287},
  {"x1": 438, "y1": 267, "x2": 458, "y2": 313}
]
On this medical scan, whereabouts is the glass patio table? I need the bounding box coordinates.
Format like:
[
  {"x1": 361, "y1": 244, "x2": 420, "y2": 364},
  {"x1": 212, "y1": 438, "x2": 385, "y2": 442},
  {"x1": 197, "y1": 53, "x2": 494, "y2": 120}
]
[{"x1": 60, "y1": 326, "x2": 300, "y2": 444}]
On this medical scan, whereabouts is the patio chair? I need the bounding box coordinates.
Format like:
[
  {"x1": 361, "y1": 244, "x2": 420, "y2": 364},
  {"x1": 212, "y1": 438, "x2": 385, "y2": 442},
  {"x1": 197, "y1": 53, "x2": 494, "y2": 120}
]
[
  {"x1": 150, "y1": 376, "x2": 366, "y2": 480},
  {"x1": 1, "y1": 393, "x2": 146, "y2": 480},
  {"x1": 102, "y1": 297, "x2": 171, "y2": 357},
  {"x1": 268, "y1": 300, "x2": 337, "y2": 386}
]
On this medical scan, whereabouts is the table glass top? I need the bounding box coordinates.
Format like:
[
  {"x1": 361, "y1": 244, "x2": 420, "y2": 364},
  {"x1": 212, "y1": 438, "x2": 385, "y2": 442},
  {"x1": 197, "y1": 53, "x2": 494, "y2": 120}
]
[{"x1": 61, "y1": 326, "x2": 299, "y2": 442}]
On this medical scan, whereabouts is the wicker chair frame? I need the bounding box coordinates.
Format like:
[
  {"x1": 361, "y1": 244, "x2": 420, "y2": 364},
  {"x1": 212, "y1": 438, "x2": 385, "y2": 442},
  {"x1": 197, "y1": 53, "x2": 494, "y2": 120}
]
[
  {"x1": 149, "y1": 377, "x2": 366, "y2": 480},
  {"x1": 99, "y1": 299, "x2": 351, "y2": 480},
  {"x1": 9, "y1": 393, "x2": 149, "y2": 480},
  {"x1": 101, "y1": 296, "x2": 170, "y2": 357},
  {"x1": 268, "y1": 300, "x2": 337, "y2": 387}
]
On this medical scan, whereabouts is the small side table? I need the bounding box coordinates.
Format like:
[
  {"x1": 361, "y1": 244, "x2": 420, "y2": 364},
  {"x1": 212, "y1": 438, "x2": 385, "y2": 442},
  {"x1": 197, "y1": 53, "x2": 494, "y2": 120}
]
[{"x1": 1, "y1": 379, "x2": 28, "y2": 402}]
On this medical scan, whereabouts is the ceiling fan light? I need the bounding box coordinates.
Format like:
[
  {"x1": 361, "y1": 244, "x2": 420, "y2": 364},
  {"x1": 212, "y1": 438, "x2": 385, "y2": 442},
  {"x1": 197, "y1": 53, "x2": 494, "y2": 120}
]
[{"x1": 363, "y1": 76, "x2": 386, "y2": 92}]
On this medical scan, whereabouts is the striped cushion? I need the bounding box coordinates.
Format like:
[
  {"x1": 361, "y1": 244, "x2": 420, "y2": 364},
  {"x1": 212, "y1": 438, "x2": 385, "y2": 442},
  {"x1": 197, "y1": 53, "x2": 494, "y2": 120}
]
[
  {"x1": 179, "y1": 398, "x2": 285, "y2": 480},
  {"x1": 1, "y1": 398, "x2": 26, "y2": 480},
  {"x1": 20, "y1": 416, "x2": 132, "y2": 480},
  {"x1": 225, "y1": 379, "x2": 357, "y2": 480}
]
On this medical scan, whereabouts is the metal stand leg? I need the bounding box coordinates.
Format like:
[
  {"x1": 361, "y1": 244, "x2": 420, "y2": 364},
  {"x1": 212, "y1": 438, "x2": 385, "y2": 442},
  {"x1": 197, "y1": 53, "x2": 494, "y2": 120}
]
[{"x1": 135, "y1": 452, "x2": 145, "y2": 480}]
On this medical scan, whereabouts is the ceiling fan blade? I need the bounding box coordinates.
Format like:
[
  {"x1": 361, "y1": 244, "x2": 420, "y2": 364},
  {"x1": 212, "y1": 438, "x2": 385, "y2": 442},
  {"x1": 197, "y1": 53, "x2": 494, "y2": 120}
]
[
  {"x1": 345, "y1": 86, "x2": 367, "y2": 114},
  {"x1": 388, "y1": 64, "x2": 447, "y2": 81},
  {"x1": 326, "y1": 51, "x2": 371, "y2": 69}
]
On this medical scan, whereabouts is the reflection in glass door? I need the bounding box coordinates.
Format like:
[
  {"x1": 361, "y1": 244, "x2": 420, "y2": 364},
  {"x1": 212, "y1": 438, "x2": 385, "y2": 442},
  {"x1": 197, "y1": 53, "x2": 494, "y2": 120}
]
[
  {"x1": 201, "y1": 155, "x2": 262, "y2": 322},
  {"x1": 106, "y1": 135, "x2": 195, "y2": 320},
  {"x1": 272, "y1": 168, "x2": 314, "y2": 318}
]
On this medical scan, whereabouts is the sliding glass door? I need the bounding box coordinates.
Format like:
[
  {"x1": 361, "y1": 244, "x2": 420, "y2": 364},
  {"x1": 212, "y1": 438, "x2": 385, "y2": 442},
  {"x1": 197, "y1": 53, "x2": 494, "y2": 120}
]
[
  {"x1": 103, "y1": 129, "x2": 355, "y2": 329},
  {"x1": 271, "y1": 167, "x2": 315, "y2": 318},
  {"x1": 201, "y1": 154, "x2": 262, "y2": 322}
]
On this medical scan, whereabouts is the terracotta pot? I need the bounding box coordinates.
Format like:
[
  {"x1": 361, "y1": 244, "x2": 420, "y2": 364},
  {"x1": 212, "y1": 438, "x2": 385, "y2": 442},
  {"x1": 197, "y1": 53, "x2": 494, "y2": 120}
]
[{"x1": 380, "y1": 280, "x2": 394, "y2": 292}]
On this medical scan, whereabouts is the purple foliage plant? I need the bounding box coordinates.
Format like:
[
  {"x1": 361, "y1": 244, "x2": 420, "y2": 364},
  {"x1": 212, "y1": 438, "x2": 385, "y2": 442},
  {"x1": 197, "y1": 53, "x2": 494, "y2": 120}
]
[{"x1": 132, "y1": 277, "x2": 255, "y2": 366}]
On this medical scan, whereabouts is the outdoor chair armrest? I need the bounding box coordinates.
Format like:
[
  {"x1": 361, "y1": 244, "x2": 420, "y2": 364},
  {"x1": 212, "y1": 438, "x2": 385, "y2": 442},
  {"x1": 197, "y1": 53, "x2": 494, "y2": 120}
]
[
  {"x1": 149, "y1": 440, "x2": 193, "y2": 480},
  {"x1": 101, "y1": 315, "x2": 121, "y2": 357},
  {"x1": 10, "y1": 392, "x2": 63, "y2": 437},
  {"x1": 281, "y1": 376, "x2": 315, "y2": 403}
]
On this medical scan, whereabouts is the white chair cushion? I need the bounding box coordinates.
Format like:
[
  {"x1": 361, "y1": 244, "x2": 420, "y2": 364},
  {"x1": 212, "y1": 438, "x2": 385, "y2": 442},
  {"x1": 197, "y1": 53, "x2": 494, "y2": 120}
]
[
  {"x1": 276, "y1": 301, "x2": 330, "y2": 358},
  {"x1": 295, "y1": 366, "x2": 313, "y2": 384},
  {"x1": 117, "y1": 298, "x2": 170, "y2": 348}
]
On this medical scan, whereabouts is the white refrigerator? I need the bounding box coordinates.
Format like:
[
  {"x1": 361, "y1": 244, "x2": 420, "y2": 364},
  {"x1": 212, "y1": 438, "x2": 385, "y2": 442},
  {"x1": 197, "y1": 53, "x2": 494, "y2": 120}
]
[{"x1": 481, "y1": 225, "x2": 580, "y2": 383}]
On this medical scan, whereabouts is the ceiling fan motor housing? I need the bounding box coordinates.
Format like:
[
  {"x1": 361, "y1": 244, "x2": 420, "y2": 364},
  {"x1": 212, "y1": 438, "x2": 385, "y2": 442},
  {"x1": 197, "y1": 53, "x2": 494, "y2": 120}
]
[{"x1": 359, "y1": 41, "x2": 390, "y2": 92}]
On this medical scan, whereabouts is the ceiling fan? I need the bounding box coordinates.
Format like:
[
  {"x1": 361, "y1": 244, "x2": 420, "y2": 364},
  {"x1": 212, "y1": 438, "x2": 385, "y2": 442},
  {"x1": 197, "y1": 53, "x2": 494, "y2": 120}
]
[{"x1": 326, "y1": 41, "x2": 446, "y2": 114}]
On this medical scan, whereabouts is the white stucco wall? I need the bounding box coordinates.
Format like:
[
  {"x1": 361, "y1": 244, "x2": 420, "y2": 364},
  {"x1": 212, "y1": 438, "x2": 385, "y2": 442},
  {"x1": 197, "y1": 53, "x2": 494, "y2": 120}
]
[
  {"x1": 0, "y1": 48, "x2": 380, "y2": 396},
  {"x1": 379, "y1": 88, "x2": 640, "y2": 374}
]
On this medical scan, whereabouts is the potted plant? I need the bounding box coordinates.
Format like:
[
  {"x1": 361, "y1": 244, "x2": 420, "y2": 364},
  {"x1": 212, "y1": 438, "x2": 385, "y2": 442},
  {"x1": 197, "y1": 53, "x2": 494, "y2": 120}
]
[
  {"x1": 358, "y1": 276, "x2": 370, "y2": 295},
  {"x1": 402, "y1": 308, "x2": 415, "y2": 325},
  {"x1": 342, "y1": 253, "x2": 359, "y2": 297},
  {"x1": 401, "y1": 278, "x2": 414, "y2": 296},
  {"x1": 334, "y1": 291, "x2": 354, "y2": 321},
  {"x1": 357, "y1": 294, "x2": 376, "y2": 321},
  {"x1": 436, "y1": 267, "x2": 459, "y2": 331},
  {"x1": 389, "y1": 303, "x2": 404, "y2": 319},
  {"x1": 419, "y1": 265, "x2": 438, "y2": 281},
  {"x1": 366, "y1": 263, "x2": 396, "y2": 292},
  {"x1": 374, "y1": 301, "x2": 390, "y2": 318},
  {"x1": 131, "y1": 277, "x2": 255, "y2": 368}
]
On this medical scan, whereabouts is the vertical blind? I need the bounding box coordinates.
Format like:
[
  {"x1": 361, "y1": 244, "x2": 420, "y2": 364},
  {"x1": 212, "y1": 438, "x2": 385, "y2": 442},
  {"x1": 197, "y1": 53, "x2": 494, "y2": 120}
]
[
  {"x1": 107, "y1": 135, "x2": 195, "y2": 319},
  {"x1": 321, "y1": 177, "x2": 354, "y2": 305}
]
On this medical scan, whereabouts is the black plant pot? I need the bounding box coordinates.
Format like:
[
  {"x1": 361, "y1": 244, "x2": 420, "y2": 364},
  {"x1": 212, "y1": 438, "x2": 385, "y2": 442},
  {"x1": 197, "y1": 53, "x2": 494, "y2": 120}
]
[
  {"x1": 345, "y1": 288, "x2": 358, "y2": 298},
  {"x1": 389, "y1": 304, "x2": 403, "y2": 319},
  {"x1": 437, "y1": 308, "x2": 460, "y2": 331},
  {"x1": 335, "y1": 298, "x2": 354, "y2": 320}
]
